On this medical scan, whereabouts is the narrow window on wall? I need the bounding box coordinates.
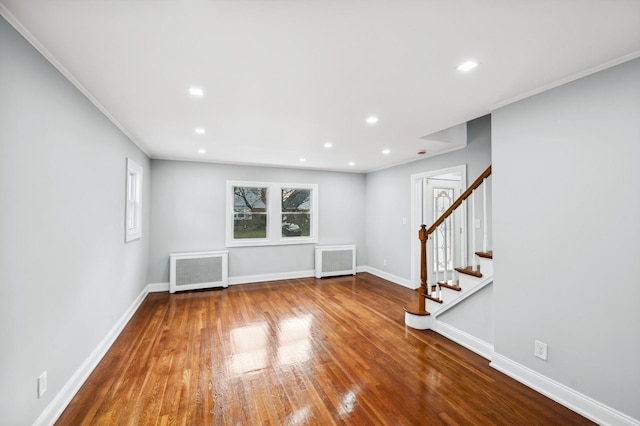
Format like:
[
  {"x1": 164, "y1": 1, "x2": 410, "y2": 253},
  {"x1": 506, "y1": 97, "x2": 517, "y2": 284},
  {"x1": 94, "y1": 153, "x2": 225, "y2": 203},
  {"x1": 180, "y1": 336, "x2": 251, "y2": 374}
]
[
  {"x1": 125, "y1": 158, "x2": 143, "y2": 242},
  {"x1": 226, "y1": 181, "x2": 318, "y2": 247}
]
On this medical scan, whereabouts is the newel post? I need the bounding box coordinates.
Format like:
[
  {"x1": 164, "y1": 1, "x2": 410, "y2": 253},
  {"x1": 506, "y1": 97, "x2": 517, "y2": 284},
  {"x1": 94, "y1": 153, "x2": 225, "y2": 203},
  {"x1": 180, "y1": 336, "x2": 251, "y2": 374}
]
[{"x1": 418, "y1": 224, "x2": 428, "y2": 312}]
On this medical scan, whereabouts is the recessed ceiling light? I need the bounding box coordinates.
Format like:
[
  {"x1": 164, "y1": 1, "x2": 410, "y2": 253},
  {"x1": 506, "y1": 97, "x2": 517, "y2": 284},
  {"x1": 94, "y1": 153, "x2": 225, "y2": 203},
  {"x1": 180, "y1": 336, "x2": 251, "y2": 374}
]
[
  {"x1": 366, "y1": 116, "x2": 379, "y2": 124},
  {"x1": 198, "y1": 149, "x2": 206, "y2": 154},
  {"x1": 324, "y1": 142, "x2": 333, "y2": 149},
  {"x1": 189, "y1": 87, "x2": 204, "y2": 97},
  {"x1": 381, "y1": 149, "x2": 391, "y2": 155},
  {"x1": 195, "y1": 128, "x2": 205, "y2": 134},
  {"x1": 348, "y1": 161, "x2": 355, "y2": 166},
  {"x1": 457, "y1": 60, "x2": 478, "y2": 72},
  {"x1": 299, "y1": 157, "x2": 306, "y2": 162}
]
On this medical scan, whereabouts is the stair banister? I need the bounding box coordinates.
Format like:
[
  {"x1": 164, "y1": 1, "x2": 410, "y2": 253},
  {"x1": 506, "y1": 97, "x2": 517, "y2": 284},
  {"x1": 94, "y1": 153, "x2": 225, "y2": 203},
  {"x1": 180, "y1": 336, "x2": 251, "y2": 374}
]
[
  {"x1": 405, "y1": 165, "x2": 492, "y2": 318},
  {"x1": 472, "y1": 188, "x2": 477, "y2": 270},
  {"x1": 483, "y1": 176, "x2": 489, "y2": 253},
  {"x1": 425, "y1": 165, "x2": 492, "y2": 235}
]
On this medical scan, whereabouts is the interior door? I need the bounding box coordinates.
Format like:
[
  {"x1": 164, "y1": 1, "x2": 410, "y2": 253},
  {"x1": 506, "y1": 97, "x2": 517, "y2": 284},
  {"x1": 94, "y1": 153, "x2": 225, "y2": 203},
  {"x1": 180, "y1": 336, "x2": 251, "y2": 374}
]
[{"x1": 423, "y1": 178, "x2": 463, "y2": 277}]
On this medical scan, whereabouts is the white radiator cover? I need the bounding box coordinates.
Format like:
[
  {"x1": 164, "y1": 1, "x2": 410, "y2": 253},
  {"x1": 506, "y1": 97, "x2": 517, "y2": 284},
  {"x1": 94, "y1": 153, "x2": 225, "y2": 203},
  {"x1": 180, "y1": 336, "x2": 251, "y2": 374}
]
[
  {"x1": 169, "y1": 250, "x2": 228, "y2": 293},
  {"x1": 315, "y1": 245, "x2": 356, "y2": 278}
]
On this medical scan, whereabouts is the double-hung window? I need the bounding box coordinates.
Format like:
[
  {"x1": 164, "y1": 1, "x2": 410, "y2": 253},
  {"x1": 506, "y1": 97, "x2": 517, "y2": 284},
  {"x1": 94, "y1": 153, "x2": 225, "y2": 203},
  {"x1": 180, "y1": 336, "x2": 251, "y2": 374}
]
[
  {"x1": 226, "y1": 181, "x2": 318, "y2": 247},
  {"x1": 125, "y1": 158, "x2": 143, "y2": 242}
]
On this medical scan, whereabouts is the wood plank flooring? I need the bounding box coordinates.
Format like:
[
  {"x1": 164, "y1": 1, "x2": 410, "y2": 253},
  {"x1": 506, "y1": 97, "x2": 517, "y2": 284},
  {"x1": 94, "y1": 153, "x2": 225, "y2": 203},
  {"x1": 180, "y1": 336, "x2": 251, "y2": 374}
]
[{"x1": 56, "y1": 273, "x2": 594, "y2": 425}]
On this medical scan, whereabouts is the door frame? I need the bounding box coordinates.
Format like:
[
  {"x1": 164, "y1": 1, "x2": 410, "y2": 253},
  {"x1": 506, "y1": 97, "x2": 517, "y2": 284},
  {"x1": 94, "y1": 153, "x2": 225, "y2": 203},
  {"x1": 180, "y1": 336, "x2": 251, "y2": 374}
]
[{"x1": 409, "y1": 165, "x2": 467, "y2": 289}]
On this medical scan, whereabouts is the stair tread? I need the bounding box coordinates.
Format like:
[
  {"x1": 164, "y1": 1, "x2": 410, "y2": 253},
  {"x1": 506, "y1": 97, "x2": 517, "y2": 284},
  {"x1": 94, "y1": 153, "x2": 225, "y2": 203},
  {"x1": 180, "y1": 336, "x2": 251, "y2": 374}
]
[
  {"x1": 476, "y1": 251, "x2": 493, "y2": 259},
  {"x1": 420, "y1": 292, "x2": 443, "y2": 303},
  {"x1": 455, "y1": 266, "x2": 483, "y2": 278},
  {"x1": 403, "y1": 305, "x2": 431, "y2": 316},
  {"x1": 438, "y1": 281, "x2": 462, "y2": 291}
]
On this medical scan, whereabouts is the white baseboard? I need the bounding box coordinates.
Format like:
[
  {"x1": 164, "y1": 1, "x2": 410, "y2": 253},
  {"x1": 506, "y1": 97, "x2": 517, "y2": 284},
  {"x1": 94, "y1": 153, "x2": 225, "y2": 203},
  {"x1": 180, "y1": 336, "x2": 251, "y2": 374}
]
[
  {"x1": 150, "y1": 268, "x2": 368, "y2": 290},
  {"x1": 491, "y1": 353, "x2": 640, "y2": 426},
  {"x1": 434, "y1": 321, "x2": 493, "y2": 360},
  {"x1": 34, "y1": 283, "x2": 154, "y2": 426},
  {"x1": 362, "y1": 266, "x2": 415, "y2": 289},
  {"x1": 228, "y1": 269, "x2": 315, "y2": 285},
  {"x1": 147, "y1": 282, "x2": 169, "y2": 292}
]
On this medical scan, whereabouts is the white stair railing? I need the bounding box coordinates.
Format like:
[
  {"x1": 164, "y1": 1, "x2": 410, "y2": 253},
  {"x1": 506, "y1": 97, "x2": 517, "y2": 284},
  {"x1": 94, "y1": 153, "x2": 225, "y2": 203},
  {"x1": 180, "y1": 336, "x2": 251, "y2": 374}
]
[{"x1": 482, "y1": 175, "x2": 489, "y2": 254}]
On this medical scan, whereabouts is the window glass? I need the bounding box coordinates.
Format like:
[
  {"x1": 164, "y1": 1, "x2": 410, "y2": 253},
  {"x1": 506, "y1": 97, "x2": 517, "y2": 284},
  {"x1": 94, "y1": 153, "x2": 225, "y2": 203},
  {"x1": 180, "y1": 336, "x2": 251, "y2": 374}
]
[
  {"x1": 281, "y1": 188, "x2": 311, "y2": 238},
  {"x1": 226, "y1": 181, "x2": 318, "y2": 247},
  {"x1": 125, "y1": 158, "x2": 143, "y2": 242},
  {"x1": 233, "y1": 186, "x2": 268, "y2": 239}
]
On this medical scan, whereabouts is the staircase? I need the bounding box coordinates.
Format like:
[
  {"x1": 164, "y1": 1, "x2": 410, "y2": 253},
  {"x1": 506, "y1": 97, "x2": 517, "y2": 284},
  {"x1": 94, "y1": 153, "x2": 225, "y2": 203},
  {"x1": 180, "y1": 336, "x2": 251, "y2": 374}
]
[{"x1": 405, "y1": 166, "x2": 492, "y2": 330}]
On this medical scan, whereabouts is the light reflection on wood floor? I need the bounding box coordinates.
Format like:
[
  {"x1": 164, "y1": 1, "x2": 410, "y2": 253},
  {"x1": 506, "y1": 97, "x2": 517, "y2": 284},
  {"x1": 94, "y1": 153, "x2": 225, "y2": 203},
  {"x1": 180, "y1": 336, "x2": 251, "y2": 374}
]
[{"x1": 56, "y1": 273, "x2": 593, "y2": 425}]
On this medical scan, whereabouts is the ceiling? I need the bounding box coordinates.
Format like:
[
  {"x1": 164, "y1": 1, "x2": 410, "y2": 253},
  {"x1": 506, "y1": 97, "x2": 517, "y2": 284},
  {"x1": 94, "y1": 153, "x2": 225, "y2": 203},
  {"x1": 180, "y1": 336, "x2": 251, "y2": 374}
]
[{"x1": 2, "y1": 1, "x2": 639, "y2": 173}]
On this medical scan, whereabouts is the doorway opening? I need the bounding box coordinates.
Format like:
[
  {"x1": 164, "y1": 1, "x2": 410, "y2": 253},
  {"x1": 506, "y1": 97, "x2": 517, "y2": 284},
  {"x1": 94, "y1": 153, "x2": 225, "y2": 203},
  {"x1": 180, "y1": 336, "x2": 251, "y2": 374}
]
[{"x1": 410, "y1": 165, "x2": 466, "y2": 288}]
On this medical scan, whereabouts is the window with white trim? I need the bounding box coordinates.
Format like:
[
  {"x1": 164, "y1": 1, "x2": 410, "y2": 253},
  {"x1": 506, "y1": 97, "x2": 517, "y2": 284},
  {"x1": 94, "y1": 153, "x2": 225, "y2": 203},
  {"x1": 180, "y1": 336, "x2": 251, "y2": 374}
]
[
  {"x1": 125, "y1": 158, "x2": 143, "y2": 242},
  {"x1": 226, "y1": 181, "x2": 318, "y2": 247}
]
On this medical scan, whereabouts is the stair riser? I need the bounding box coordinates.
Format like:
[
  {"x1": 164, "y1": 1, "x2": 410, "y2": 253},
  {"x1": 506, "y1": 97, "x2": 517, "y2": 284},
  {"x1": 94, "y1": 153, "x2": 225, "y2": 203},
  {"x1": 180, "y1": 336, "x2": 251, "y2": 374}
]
[
  {"x1": 458, "y1": 274, "x2": 484, "y2": 290},
  {"x1": 477, "y1": 257, "x2": 493, "y2": 276}
]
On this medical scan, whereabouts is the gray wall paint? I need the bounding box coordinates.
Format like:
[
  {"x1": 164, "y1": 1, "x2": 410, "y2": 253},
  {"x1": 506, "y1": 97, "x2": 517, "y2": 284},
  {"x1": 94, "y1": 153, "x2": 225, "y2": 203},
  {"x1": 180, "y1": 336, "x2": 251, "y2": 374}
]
[
  {"x1": 365, "y1": 115, "x2": 492, "y2": 281},
  {"x1": 438, "y1": 284, "x2": 494, "y2": 344},
  {"x1": 148, "y1": 160, "x2": 366, "y2": 283},
  {"x1": 0, "y1": 17, "x2": 150, "y2": 425},
  {"x1": 492, "y1": 58, "x2": 640, "y2": 419}
]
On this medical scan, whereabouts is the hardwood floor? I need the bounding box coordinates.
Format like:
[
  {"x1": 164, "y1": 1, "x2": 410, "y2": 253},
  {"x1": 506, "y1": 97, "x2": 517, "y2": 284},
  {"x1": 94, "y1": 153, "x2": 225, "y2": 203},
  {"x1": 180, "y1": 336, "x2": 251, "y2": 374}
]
[{"x1": 57, "y1": 273, "x2": 593, "y2": 425}]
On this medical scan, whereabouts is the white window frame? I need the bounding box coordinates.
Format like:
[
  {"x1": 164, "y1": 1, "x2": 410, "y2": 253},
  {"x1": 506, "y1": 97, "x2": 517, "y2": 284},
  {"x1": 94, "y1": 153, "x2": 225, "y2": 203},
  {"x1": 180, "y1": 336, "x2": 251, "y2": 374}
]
[
  {"x1": 125, "y1": 158, "x2": 143, "y2": 242},
  {"x1": 226, "y1": 180, "x2": 318, "y2": 247}
]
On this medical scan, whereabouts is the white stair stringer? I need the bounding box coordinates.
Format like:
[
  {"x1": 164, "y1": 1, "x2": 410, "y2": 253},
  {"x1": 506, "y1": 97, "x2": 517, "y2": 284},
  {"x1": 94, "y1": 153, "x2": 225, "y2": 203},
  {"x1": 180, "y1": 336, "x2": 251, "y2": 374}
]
[{"x1": 420, "y1": 257, "x2": 493, "y2": 330}]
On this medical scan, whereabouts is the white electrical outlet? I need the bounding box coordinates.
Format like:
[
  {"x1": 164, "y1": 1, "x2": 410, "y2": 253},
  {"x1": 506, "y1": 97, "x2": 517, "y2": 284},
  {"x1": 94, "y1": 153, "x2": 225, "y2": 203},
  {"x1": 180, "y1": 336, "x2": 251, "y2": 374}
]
[
  {"x1": 383, "y1": 259, "x2": 387, "y2": 266},
  {"x1": 534, "y1": 340, "x2": 548, "y2": 361},
  {"x1": 38, "y1": 371, "x2": 47, "y2": 398}
]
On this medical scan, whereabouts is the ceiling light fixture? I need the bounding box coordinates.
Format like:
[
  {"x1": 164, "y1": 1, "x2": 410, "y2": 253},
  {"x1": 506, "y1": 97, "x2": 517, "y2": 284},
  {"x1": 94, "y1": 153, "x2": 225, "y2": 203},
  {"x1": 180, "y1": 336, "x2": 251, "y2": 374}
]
[
  {"x1": 366, "y1": 116, "x2": 379, "y2": 124},
  {"x1": 198, "y1": 149, "x2": 206, "y2": 154},
  {"x1": 457, "y1": 60, "x2": 478, "y2": 72},
  {"x1": 348, "y1": 162, "x2": 355, "y2": 166},
  {"x1": 189, "y1": 87, "x2": 204, "y2": 97},
  {"x1": 195, "y1": 128, "x2": 205, "y2": 134},
  {"x1": 382, "y1": 149, "x2": 391, "y2": 155},
  {"x1": 324, "y1": 142, "x2": 333, "y2": 149},
  {"x1": 299, "y1": 157, "x2": 306, "y2": 162}
]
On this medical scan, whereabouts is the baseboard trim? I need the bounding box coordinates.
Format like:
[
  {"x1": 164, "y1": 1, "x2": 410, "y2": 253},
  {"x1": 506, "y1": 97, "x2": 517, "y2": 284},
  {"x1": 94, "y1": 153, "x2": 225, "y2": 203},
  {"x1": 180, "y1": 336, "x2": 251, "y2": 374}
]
[
  {"x1": 490, "y1": 353, "x2": 640, "y2": 426},
  {"x1": 147, "y1": 282, "x2": 169, "y2": 292},
  {"x1": 363, "y1": 266, "x2": 414, "y2": 289},
  {"x1": 434, "y1": 322, "x2": 493, "y2": 360},
  {"x1": 228, "y1": 269, "x2": 315, "y2": 285},
  {"x1": 33, "y1": 284, "x2": 153, "y2": 426}
]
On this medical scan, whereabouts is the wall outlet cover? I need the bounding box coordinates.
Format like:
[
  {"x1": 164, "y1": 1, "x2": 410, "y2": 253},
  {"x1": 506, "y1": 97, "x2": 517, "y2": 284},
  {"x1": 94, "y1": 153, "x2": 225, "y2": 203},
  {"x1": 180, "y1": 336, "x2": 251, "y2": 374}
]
[{"x1": 534, "y1": 340, "x2": 548, "y2": 360}]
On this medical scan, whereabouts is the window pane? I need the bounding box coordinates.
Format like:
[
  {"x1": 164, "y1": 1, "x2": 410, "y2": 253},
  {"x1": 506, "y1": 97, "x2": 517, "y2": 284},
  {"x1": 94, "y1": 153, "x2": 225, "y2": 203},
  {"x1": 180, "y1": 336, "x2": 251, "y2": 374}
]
[
  {"x1": 281, "y1": 188, "x2": 311, "y2": 238},
  {"x1": 233, "y1": 186, "x2": 268, "y2": 239},
  {"x1": 434, "y1": 187, "x2": 454, "y2": 271}
]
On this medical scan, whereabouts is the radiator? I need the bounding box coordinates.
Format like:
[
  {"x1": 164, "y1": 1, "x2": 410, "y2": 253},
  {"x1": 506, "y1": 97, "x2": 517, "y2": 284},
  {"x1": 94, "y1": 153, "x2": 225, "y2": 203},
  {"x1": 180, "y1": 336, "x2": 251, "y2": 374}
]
[
  {"x1": 169, "y1": 250, "x2": 229, "y2": 293},
  {"x1": 315, "y1": 245, "x2": 356, "y2": 278}
]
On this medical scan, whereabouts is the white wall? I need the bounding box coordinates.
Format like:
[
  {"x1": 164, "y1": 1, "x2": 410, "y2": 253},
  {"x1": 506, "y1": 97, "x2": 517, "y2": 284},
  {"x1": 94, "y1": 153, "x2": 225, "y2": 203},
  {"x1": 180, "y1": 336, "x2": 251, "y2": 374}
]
[
  {"x1": 365, "y1": 115, "x2": 492, "y2": 284},
  {"x1": 492, "y1": 58, "x2": 640, "y2": 420},
  {"x1": 437, "y1": 284, "x2": 494, "y2": 344},
  {"x1": 0, "y1": 16, "x2": 150, "y2": 425},
  {"x1": 148, "y1": 160, "x2": 366, "y2": 283}
]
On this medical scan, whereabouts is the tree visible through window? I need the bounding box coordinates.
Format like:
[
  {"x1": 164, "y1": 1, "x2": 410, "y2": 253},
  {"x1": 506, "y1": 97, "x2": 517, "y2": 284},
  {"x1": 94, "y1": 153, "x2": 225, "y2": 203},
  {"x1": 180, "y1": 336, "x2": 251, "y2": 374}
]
[
  {"x1": 227, "y1": 181, "x2": 318, "y2": 247},
  {"x1": 281, "y1": 188, "x2": 311, "y2": 238},
  {"x1": 233, "y1": 186, "x2": 268, "y2": 239}
]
